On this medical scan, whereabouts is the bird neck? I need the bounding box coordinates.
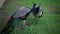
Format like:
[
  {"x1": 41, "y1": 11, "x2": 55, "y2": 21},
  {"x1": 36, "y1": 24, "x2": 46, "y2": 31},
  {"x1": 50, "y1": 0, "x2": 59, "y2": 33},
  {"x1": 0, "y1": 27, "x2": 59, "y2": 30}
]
[
  {"x1": 25, "y1": 5, "x2": 35, "y2": 16},
  {"x1": 30, "y1": 4, "x2": 36, "y2": 12}
]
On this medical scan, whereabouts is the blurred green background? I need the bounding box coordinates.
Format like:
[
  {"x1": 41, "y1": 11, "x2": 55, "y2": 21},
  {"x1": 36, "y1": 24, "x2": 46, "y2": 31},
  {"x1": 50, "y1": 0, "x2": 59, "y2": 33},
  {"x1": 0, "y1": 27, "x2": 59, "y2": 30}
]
[{"x1": 0, "y1": 0, "x2": 60, "y2": 34}]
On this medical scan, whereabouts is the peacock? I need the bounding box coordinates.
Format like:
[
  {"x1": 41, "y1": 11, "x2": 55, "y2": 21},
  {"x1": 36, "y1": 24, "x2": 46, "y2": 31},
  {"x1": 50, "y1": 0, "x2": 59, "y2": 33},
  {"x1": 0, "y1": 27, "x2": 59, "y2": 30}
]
[
  {"x1": 33, "y1": 3, "x2": 43, "y2": 18},
  {"x1": 32, "y1": 3, "x2": 43, "y2": 23},
  {"x1": 0, "y1": 3, "x2": 36, "y2": 34}
]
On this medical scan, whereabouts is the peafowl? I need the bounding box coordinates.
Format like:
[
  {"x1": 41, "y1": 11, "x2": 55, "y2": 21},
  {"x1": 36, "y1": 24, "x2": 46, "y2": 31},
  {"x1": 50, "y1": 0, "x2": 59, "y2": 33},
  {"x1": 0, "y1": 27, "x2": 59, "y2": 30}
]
[
  {"x1": 32, "y1": 3, "x2": 43, "y2": 23},
  {"x1": 33, "y1": 3, "x2": 43, "y2": 18},
  {"x1": 0, "y1": 3, "x2": 36, "y2": 34}
]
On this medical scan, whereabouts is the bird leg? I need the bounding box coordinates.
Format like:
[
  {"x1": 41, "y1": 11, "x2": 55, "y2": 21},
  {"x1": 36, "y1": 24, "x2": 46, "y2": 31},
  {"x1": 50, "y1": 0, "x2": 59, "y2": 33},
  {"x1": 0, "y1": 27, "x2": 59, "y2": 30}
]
[
  {"x1": 15, "y1": 24, "x2": 18, "y2": 34},
  {"x1": 22, "y1": 20, "x2": 26, "y2": 30},
  {"x1": 35, "y1": 17, "x2": 40, "y2": 23}
]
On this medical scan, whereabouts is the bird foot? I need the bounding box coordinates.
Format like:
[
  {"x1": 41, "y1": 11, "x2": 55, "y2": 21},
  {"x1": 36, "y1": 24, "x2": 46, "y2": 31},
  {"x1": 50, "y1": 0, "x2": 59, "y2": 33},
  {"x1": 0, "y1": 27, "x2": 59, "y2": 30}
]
[{"x1": 21, "y1": 25, "x2": 25, "y2": 30}]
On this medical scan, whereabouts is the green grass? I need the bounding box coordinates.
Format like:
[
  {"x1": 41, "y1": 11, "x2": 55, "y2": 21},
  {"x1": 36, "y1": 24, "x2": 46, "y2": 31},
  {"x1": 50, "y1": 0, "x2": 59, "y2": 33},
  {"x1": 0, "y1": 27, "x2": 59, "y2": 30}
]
[{"x1": 0, "y1": 0, "x2": 60, "y2": 34}]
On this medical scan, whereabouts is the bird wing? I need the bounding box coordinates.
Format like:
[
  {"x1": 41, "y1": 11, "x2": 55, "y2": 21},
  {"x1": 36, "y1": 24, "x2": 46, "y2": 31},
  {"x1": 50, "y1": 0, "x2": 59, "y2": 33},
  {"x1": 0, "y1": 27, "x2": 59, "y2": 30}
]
[{"x1": 13, "y1": 7, "x2": 30, "y2": 18}]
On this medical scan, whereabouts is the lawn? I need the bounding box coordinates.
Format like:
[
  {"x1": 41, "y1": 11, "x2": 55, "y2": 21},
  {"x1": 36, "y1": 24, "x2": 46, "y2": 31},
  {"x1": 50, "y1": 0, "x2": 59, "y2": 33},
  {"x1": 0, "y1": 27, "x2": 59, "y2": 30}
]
[{"x1": 0, "y1": 0, "x2": 60, "y2": 34}]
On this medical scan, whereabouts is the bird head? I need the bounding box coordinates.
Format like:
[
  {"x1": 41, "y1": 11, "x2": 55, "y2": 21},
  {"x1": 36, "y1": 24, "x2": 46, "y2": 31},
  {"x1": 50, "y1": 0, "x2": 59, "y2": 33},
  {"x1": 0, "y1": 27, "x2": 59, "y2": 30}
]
[
  {"x1": 33, "y1": 2, "x2": 36, "y2": 6},
  {"x1": 32, "y1": 3, "x2": 43, "y2": 18}
]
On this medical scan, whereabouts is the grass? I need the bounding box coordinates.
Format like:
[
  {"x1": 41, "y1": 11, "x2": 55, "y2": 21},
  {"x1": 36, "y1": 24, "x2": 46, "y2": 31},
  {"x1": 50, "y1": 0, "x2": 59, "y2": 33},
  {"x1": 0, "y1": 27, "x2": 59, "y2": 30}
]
[{"x1": 0, "y1": 0, "x2": 60, "y2": 34}]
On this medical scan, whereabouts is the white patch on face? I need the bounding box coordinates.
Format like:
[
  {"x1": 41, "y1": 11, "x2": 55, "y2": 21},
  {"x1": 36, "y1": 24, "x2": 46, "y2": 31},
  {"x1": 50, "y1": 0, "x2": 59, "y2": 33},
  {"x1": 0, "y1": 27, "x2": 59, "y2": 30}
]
[
  {"x1": 40, "y1": 6, "x2": 42, "y2": 9},
  {"x1": 38, "y1": 11, "x2": 42, "y2": 16},
  {"x1": 36, "y1": 11, "x2": 42, "y2": 17},
  {"x1": 35, "y1": 5, "x2": 38, "y2": 8}
]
